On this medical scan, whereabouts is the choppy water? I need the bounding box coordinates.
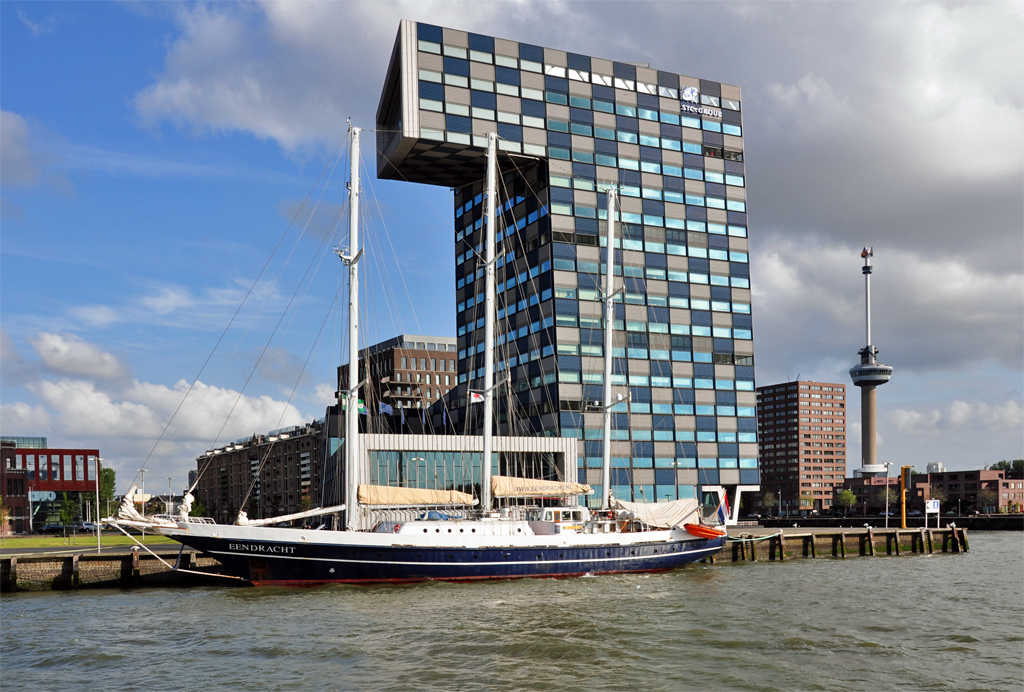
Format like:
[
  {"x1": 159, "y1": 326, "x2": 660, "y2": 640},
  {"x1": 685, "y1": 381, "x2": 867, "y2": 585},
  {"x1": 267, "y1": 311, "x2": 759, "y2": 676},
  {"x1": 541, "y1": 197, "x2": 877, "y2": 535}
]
[{"x1": 2, "y1": 532, "x2": 1021, "y2": 691}]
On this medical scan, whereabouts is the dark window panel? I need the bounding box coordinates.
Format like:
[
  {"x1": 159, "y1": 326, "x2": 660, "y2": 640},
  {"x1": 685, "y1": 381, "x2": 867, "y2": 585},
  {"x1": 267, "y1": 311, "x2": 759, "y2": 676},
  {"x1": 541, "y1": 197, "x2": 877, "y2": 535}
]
[
  {"x1": 417, "y1": 23, "x2": 443, "y2": 42},
  {"x1": 468, "y1": 33, "x2": 494, "y2": 53},
  {"x1": 613, "y1": 62, "x2": 637, "y2": 80},
  {"x1": 444, "y1": 56, "x2": 470, "y2": 76},
  {"x1": 567, "y1": 53, "x2": 591, "y2": 72},
  {"x1": 519, "y1": 43, "x2": 544, "y2": 62},
  {"x1": 495, "y1": 66, "x2": 521, "y2": 85},
  {"x1": 699, "y1": 80, "x2": 721, "y2": 97}
]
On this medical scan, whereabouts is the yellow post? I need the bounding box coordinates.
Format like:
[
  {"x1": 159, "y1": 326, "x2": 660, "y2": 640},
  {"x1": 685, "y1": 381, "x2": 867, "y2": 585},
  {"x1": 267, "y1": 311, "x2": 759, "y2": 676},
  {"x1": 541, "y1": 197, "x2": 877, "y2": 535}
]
[{"x1": 900, "y1": 465, "x2": 912, "y2": 529}]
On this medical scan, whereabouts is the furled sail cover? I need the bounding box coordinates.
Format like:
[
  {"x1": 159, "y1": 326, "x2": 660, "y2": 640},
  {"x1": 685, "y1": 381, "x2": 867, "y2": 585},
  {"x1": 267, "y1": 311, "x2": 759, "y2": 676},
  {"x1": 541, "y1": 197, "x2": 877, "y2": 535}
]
[
  {"x1": 491, "y1": 475, "x2": 594, "y2": 497},
  {"x1": 611, "y1": 498, "x2": 700, "y2": 528},
  {"x1": 358, "y1": 485, "x2": 476, "y2": 506}
]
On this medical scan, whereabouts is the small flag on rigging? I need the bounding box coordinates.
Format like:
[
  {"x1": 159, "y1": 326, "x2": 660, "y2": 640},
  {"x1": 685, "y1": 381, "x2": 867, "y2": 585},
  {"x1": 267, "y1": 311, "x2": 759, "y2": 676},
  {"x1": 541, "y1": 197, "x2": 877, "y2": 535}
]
[
  {"x1": 378, "y1": 402, "x2": 393, "y2": 416},
  {"x1": 469, "y1": 391, "x2": 484, "y2": 404}
]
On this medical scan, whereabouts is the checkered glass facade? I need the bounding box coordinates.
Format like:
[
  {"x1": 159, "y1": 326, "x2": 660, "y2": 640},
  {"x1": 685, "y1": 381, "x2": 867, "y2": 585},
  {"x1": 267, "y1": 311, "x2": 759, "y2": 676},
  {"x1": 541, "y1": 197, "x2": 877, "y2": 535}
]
[{"x1": 377, "y1": 21, "x2": 759, "y2": 505}]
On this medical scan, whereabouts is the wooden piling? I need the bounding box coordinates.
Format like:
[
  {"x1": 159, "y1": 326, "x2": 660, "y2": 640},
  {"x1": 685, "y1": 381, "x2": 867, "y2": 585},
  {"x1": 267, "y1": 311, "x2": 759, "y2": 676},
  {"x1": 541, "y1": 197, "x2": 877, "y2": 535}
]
[{"x1": 778, "y1": 530, "x2": 787, "y2": 561}]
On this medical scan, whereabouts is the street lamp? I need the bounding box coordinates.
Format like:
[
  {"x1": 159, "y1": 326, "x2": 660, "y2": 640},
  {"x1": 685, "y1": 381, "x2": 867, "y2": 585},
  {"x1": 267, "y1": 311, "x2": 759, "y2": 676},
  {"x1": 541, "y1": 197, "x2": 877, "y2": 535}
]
[
  {"x1": 884, "y1": 462, "x2": 892, "y2": 529},
  {"x1": 95, "y1": 457, "x2": 104, "y2": 554},
  {"x1": 778, "y1": 490, "x2": 782, "y2": 520},
  {"x1": 167, "y1": 477, "x2": 173, "y2": 515}
]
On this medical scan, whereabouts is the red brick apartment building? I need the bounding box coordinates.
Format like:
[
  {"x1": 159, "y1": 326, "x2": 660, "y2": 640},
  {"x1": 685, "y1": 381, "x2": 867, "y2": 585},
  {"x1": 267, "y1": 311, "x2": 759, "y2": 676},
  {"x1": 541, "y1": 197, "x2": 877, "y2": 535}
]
[
  {"x1": 756, "y1": 380, "x2": 847, "y2": 514},
  {"x1": 1, "y1": 439, "x2": 100, "y2": 534},
  {"x1": 837, "y1": 468, "x2": 1021, "y2": 515}
]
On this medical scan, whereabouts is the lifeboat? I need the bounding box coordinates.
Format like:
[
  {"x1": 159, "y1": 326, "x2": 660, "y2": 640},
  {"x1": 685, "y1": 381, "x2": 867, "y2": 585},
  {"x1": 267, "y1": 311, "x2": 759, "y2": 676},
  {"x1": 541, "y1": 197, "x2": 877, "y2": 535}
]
[{"x1": 683, "y1": 523, "x2": 727, "y2": 539}]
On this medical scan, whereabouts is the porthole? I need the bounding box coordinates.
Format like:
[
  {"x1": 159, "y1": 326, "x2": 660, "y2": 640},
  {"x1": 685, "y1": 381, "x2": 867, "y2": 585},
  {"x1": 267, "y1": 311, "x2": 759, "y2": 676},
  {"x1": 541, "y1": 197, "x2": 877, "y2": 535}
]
[
  {"x1": 436, "y1": 528, "x2": 440, "y2": 533},
  {"x1": 517, "y1": 528, "x2": 521, "y2": 533},
  {"x1": 417, "y1": 553, "x2": 422, "y2": 559},
  {"x1": 423, "y1": 529, "x2": 428, "y2": 533},
  {"x1": 447, "y1": 554, "x2": 453, "y2": 560},
  {"x1": 473, "y1": 554, "x2": 478, "y2": 559},
  {"x1": 606, "y1": 551, "x2": 611, "y2": 557},
  {"x1": 448, "y1": 528, "x2": 452, "y2": 533},
  {"x1": 460, "y1": 528, "x2": 464, "y2": 533},
  {"x1": 537, "y1": 554, "x2": 542, "y2": 560},
  {"x1": 559, "y1": 553, "x2": 563, "y2": 558},
  {"x1": 631, "y1": 550, "x2": 635, "y2": 555},
  {"x1": 377, "y1": 552, "x2": 382, "y2": 558},
  {"x1": 472, "y1": 528, "x2": 476, "y2": 533}
]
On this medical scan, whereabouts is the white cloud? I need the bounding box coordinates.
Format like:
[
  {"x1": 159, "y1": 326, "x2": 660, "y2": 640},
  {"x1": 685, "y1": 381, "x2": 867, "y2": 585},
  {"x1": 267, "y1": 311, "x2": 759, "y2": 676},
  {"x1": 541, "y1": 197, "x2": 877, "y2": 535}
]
[
  {"x1": 1, "y1": 111, "x2": 40, "y2": 186},
  {"x1": 139, "y1": 286, "x2": 194, "y2": 315},
  {"x1": 891, "y1": 399, "x2": 1024, "y2": 435},
  {"x1": 70, "y1": 304, "x2": 123, "y2": 327},
  {"x1": 311, "y1": 382, "x2": 337, "y2": 407},
  {"x1": 29, "y1": 332, "x2": 130, "y2": 380},
  {"x1": 750, "y1": 238, "x2": 1024, "y2": 382},
  {"x1": 0, "y1": 401, "x2": 52, "y2": 433}
]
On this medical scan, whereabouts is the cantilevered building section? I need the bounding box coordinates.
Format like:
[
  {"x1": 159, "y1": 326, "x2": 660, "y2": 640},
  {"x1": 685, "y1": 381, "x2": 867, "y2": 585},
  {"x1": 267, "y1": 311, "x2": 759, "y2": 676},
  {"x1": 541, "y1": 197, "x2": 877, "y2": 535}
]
[{"x1": 376, "y1": 20, "x2": 758, "y2": 511}]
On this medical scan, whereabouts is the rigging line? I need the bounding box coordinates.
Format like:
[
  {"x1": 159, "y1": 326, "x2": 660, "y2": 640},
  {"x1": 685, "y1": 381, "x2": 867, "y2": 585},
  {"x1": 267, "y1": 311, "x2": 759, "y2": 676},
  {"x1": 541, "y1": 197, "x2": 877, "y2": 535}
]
[
  {"x1": 223, "y1": 197, "x2": 347, "y2": 440},
  {"x1": 360, "y1": 157, "x2": 424, "y2": 336},
  {"x1": 139, "y1": 136, "x2": 347, "y2": 487},
  {"x1": 369, "y1": 136, "x2": 468, "y2": 239},
  {"x1": 201, "y1": 142, "x2": 349, "y2": 457},
  {"x1": 171, "y1": 175, "x2": 350, "y2": 457},
  {"x1": 237, "y1": 280, "x2": 343, "y2": 515}
]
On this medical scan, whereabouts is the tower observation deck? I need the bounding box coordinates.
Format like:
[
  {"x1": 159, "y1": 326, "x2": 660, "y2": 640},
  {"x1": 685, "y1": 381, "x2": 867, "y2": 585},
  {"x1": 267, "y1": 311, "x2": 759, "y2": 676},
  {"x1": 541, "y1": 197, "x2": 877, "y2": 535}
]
[{"x1": 849, "y1": 248, "x2": 893, "y2": 476}]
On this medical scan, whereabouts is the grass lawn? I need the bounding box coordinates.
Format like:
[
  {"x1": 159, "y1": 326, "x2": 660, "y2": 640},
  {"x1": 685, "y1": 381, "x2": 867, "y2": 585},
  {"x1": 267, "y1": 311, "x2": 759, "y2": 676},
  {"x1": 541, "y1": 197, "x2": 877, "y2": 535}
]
[{"x1": 0, "y1": 533, "x2": 177, "y2": 549}]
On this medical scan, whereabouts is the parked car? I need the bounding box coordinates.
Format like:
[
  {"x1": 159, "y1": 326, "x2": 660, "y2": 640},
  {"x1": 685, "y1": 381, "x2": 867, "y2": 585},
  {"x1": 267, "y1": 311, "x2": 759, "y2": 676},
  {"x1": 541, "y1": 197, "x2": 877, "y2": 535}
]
[
  {"x1": 746, "y1": 513, "x2": 762, "y2": 519},
  {"x1": 907, "y1": 510, "x2": 922, "y2": 516},
  {"x1": 79, "y1": 522, "x2": 98, "y2": 532},
  {"x1": 38, "y1": 523, "x2": 65, "y2": 534}
]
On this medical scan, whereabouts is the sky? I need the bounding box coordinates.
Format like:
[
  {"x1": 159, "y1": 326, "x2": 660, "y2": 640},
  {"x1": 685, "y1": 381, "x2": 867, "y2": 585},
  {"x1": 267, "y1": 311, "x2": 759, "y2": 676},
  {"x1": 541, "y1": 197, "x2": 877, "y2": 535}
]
[{"x1": 1, "y1": 1, "x2": 1021, "y2": 495}]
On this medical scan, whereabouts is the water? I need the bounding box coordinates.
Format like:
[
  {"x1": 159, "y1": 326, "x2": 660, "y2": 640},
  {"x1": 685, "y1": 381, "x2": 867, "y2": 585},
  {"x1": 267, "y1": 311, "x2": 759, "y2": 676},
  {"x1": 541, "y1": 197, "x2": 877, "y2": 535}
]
[{"x1": 3, "y1": 533, "x2": 1021, "y2": 691}]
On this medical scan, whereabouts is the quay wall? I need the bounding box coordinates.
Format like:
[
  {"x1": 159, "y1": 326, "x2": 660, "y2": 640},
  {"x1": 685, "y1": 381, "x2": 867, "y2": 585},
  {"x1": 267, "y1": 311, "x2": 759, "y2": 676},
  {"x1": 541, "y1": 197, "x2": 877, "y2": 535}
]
[{"x1": 1, "y1": 550, "x2": 235, "y2": 592}]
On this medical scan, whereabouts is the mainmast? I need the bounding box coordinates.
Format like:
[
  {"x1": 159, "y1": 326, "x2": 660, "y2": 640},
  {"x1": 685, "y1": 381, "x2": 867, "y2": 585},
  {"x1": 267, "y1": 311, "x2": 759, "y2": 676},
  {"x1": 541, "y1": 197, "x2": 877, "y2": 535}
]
[
  {"x1": 345, "y1": 124, "x2": 362, "y2": 529},
  {"x1": 480, "y1": 132, "x2": 498, "y2": 513},
  {"x1": 601, "y1": 189, "x2": 617, "y2": 511}
]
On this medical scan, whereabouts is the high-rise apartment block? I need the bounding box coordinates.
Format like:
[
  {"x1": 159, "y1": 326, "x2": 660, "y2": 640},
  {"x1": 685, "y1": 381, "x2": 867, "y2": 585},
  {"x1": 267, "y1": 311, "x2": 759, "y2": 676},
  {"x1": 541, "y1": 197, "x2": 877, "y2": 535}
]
[
  {"x1": 376, "y1": 21, "x2": 759, "y2": 509},
  {"x1": 756, "y1": 380, "x2": 847, "y2": 514},
  {"x1": 337, "y1": 334, "x2": 458, "y2": 413}
]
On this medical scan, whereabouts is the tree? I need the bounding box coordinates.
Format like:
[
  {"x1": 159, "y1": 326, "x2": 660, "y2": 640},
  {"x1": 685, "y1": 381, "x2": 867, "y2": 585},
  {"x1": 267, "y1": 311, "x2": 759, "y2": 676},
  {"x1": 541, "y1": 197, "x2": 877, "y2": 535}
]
[
  {"x1": 877, "y1": 487, "x2": 898, "y2": 506},
  {"x1": 835, "y1": 489, "x2": 857, "y2": 514},
  {"x1": 99, "y1": 466, "x2": 116, "y2": 516},
  {"x1": 929, "y1": 485, "x2": 947, "y2": 504},
  {"x1": 978, "y1": 488, "x2": 998, "y2": 512},
  {"x1": 0, "y1": 497, "x2": 10, "y2": 546},
  {"x1": 798, "y1": 493, "x2": 814, "y2": 511},
  {"x1": 992, "y1": 459, "x2": 1024, "y2": 474},
  {"x1": 189, "y1": 499, "x2": 207, "y2": 518},
  {"x1": 58, "y1": 492, "x2": 77, "y2": 543},
  {"x1": 760, "y1": 493, "x2": 778, "y2": 510}
]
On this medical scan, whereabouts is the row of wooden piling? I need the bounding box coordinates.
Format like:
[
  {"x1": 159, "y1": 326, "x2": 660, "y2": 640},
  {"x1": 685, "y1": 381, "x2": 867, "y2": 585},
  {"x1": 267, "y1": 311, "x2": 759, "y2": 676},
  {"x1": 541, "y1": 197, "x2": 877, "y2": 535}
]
[
  {"x1": 703, "y1": 526, "x2": 969, "y2": 564},
  {"x1": 0, "y1": 549, "x2": 230, "y2": 592}
]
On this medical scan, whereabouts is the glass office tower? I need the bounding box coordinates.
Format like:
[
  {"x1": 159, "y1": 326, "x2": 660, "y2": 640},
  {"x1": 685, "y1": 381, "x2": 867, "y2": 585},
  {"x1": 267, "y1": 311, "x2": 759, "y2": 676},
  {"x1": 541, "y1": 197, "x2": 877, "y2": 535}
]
[{"x1": 376, "y1": 20, "x2": 759, "y2": 509}]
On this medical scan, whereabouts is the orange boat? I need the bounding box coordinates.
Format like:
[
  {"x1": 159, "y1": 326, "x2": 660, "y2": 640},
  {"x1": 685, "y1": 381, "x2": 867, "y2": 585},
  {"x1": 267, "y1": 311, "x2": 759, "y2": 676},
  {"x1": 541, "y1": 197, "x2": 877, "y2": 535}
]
[{"x1": 683, "y1": 523, "x2": 727, "y2": 540}]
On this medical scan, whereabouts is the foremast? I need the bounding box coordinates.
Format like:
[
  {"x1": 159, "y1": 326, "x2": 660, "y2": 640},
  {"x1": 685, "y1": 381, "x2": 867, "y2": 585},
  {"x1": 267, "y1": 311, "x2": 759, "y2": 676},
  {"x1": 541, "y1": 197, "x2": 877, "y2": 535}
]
[{"x1": 480, "y1": 132, "x2": 498, "y2": 513}]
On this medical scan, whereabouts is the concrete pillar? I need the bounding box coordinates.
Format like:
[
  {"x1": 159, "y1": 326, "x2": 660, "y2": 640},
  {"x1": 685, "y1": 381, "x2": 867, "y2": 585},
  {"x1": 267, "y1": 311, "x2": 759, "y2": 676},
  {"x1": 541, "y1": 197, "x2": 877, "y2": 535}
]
[{"x1": 861, "y1": 384, "x2": 877, "y2": 467}]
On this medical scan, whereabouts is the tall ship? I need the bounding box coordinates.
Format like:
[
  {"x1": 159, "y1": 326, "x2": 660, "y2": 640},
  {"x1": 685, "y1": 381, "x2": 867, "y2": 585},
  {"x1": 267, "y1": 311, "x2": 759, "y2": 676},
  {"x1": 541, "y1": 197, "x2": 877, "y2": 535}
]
[{"x1": 111, "y1": 22, "x2": 762, "y2": 584}]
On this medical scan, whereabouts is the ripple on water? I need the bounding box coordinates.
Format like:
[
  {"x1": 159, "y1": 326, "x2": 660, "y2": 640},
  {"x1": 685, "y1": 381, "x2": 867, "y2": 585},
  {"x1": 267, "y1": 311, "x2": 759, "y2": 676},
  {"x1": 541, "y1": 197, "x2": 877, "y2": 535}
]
[{"x1": 1, "y1": 532, "x2": 1021, "y2": 692}]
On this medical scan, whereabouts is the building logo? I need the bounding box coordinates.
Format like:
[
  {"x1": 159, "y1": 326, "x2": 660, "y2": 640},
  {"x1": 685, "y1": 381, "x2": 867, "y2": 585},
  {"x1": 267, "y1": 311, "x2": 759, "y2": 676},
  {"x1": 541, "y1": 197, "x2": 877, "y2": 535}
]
[{"x1": 681, "y1": 86, "x2": 700, "y2": 103}]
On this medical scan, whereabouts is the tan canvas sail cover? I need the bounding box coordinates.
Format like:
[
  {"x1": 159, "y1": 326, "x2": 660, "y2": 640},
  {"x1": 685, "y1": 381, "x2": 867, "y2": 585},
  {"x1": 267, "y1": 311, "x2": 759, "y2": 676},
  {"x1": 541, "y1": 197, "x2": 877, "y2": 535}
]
[
  {"x1": 490, "y1": 475, "x2": 594, "y2": 498},
  {"x1": 611, "y1": 497, "x2": 700, "y2": 528},
  {"x1": 358, "y1": 485, "x2": 475, "y2": 506}
]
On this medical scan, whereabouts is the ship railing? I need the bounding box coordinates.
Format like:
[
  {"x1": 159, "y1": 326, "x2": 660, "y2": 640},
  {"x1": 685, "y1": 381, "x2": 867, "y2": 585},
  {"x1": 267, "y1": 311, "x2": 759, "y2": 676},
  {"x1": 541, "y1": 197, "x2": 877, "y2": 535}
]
[{"x1": 364, "y1": 505, "x2": 471, "y2": 527}]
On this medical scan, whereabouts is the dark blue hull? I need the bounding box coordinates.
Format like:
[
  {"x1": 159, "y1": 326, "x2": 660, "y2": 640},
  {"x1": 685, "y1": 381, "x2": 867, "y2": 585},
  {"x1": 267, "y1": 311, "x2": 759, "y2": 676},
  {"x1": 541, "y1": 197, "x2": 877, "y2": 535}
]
[{"x1": 175, "y1": 535, "x2": 724, "y2": 585}]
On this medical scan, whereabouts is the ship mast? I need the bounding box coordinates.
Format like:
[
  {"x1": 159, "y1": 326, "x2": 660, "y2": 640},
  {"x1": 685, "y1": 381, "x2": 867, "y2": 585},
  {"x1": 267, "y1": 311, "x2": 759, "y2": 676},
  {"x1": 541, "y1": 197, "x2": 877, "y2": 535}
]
[
  {"x1": 480, "y1": 132, "x2": 498, "y2": 513},
  {"x1": 344, "y1": 124, "x2": 362, "y2": 529},
  {"x1": 601, "y1": 189, "x2": 617, "y2": 511}
]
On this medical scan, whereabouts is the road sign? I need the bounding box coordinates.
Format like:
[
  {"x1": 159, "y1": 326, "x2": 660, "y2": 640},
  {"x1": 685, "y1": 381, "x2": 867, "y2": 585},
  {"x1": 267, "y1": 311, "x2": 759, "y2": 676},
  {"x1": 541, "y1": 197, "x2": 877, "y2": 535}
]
[{"x1": 925, "y1": 499, "x2": 940, "y2": 514}]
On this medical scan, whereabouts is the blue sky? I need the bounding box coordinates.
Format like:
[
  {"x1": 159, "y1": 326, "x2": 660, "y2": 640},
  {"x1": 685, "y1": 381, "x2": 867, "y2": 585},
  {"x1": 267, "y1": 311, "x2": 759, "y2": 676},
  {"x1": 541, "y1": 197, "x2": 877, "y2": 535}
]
[{"x1": 2, "y1": 2, "x2": 1021, "y2": 494}]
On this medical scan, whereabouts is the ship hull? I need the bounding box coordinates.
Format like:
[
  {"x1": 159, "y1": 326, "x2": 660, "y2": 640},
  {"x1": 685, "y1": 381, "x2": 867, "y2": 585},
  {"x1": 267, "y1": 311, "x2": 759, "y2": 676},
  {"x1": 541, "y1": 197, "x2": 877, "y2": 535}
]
[{"x1": 164, "y1": 527, "x2": 723, "y2": 586}]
